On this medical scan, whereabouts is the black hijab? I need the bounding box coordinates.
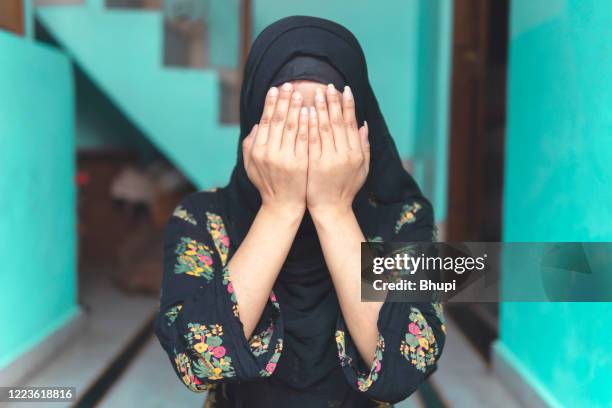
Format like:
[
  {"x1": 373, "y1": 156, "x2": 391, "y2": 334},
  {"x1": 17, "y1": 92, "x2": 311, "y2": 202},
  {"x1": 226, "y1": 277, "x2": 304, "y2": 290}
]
[
  {"x1": 225, "y1": 14, "x2": 426, "y2": 250},
  {"x1": 220, "y1": 15, "x2": 431, "y2": 390}
]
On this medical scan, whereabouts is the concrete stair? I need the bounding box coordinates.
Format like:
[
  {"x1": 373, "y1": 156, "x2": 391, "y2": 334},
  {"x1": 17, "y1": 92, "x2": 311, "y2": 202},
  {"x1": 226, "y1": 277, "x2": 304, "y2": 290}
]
[
  {"x1": 6, "y1": 272, "x2": 158, "y2": 408},
  {"x1": 36, "y1": 1, "x2": 240, "y2": 189}
]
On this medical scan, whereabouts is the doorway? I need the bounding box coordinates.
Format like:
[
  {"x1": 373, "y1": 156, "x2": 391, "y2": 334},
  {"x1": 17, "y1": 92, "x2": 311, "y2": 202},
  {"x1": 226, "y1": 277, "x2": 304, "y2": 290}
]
[{"x1": 446, "y1": 0, "x2": 509, "y2": 361}]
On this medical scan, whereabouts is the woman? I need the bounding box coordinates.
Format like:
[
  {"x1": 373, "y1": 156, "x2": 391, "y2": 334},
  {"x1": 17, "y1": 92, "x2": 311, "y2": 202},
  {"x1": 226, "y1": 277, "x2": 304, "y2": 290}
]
[{"x1": 155, "y1": 16, "x2": 446, "y2": 407}]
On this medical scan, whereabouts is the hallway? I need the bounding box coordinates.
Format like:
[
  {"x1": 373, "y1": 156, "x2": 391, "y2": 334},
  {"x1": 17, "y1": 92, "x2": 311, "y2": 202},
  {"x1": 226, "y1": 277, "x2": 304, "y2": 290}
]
[{"x1": 2, "y1": 1, "x2": 611, "y2": 407}]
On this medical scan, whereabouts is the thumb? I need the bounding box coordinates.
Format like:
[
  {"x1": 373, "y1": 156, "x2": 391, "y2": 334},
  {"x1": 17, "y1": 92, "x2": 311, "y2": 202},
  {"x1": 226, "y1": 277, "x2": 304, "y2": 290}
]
[{"x1": 242, "y1": 124, "x2": 258, "y2": 167}]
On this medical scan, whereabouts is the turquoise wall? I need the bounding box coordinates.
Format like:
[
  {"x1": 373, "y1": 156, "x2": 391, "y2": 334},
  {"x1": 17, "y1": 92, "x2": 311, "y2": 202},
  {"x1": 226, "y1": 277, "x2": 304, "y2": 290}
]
[
  {"x1": 0, "y1": 32, "x2": 78, "y2": 369},
  {"x1": 208, "y1": 0, "x2": 240, "y2": 69},
  {"x1": 24, "y1": 0, "x2": 34, "y2": 39},
  {"x1": 498, "y1": 0, "x2": 612, "y2": 406},
  {"x1": 412, "y1": 0, "x2": 453, "y2": 222},
  {"x1": 74, "y1": 68, "x2": 157, "y2": 160}
]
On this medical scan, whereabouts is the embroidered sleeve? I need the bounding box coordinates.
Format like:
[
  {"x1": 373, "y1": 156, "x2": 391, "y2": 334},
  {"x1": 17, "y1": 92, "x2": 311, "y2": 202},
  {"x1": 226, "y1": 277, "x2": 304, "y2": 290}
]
[
  {"x1": 335, "y1": 302, "x2": 446, "y2": 403},
  {"x1": 334, "y1": 197, "x2": 446, "y2": 403},
  {"x1": 154, "y1": 193, "x2": 284, "y2": 392}
]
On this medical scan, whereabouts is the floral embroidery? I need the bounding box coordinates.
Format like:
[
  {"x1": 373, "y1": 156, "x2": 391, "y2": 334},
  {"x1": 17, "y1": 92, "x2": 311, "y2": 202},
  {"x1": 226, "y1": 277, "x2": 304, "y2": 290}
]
[
  {"x1": 173, "y1": 205, "x2": 197, "y2": 225},
  {"x1": 269, "y1": 291, "x2": 280, "y2": 311},
  {"x1": 395, "y1": 201, "x2": 422, "y2": 234},
  {"x1": 335, "y1": 330, "x2": 352, "y2": 367},
  {"x1": 223, "y1": 266, "x2": 279, "y2": 320},
  {"x1": 249, "y1": 324, "x2": 274, "y2": 357},
  {"x1": 174, "y1": 237, "x2": 214, "y2": 281},
  {"x1": 165, "y1": 304, "x2": 183, "y2": 326},
  {"x1": 373, "y1": 402, "x2": 393, "y2": 408},
  {"x1": 432, "y1": 302, "x2": 447, "y2": 334},
  {"x1": 173, "y1": 350, "x2": 211, "y2": 392},
  {"x1": 335, "y1": 329, "x2": 384, "y2": 392},
  {"x1": 206, "y1": 212, "x2": 230, "y2": 266},
  {"x1": 356, "y1": 334, "x2": 384, "y2": 392},
  {"x1": 247, "y1": 294, "x2": 279, "y2": 358},
  {"x1": 260, "y1": 339, "x2": 283, "y2": 377},
  {"x1": 400, "y1": 307, "x2": 439, "y2": 372},
  {"x1": 184, "y1": 323, "x2": 235, "y2": 380},
  {"x1": 222, "y1": 267, "x2": 240, "y2": 318}
]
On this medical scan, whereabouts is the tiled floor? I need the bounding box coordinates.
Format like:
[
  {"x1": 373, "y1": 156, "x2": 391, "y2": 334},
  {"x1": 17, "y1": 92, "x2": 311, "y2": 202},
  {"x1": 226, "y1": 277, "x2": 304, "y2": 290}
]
[
  {"x1": 98, "y1": 337, "x2": 206, "y2": 408},
  {"x1": 428, "y1": 318, "x2": 521, "y2": 407},
  {"x1": 4, "y1": 274, "x2": 158, "y2": 408}
]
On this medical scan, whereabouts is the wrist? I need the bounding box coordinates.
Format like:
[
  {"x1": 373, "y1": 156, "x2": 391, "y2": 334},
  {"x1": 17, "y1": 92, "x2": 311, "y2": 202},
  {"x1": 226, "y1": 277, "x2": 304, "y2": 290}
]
[
  {"x1": 309, "y1": 204, "x2": 354, "y2": 224},
  {"x1": 259, "y1": 202, "x2": 305, "y2": 224}
]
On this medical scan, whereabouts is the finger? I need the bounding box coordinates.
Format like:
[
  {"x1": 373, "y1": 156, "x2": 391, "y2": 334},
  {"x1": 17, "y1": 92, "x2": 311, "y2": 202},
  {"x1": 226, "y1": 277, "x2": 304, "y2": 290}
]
[
  {"x1": 268, "y1": 82, "x2": 293, "y2": 150},
  {"x1": 242, "y1": 124, "x2": 258, "y2": 167},
  {"x1": 327, "y1": 84, "x2": 349, "y2": 153},
  {"x1": 359, "y1": 121, "x2": 370, "y2": 173},
  {"x1": 281, "y1": 90, "x2": 303, "y2": 153},
  {"x1": 308, "y1": 106, "x2": 321, "y2": 160},
  {"x1": 315, "y1": 86, "x2": 335, "y2": 153},
  {"x1": 256, "y1": 87, "x2": 279, "y2": 145},
  {"x1": 296, "y1": 106, "x2": 309, "y2": 158},
  {"x1": 342, "y1": 86, "x2": 360, "y2": 151}
]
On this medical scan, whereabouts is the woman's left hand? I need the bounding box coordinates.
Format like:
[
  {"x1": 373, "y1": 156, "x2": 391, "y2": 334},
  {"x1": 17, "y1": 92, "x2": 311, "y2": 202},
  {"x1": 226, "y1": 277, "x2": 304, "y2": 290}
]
[
  {"x1": 306, "y1": 85, "x2": 380, "y2": 365},
  {"x1": 306, "y1": 84, "x2": 369, "y2": 217}
]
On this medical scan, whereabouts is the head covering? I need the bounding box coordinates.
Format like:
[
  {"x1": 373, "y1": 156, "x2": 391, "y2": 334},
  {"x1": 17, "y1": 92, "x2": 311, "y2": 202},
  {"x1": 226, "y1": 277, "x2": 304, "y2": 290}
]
[
  {"x1": 225, "y1": 14, "x2": 427, "y2": 250},
  {"x1": 219, "y1": 15, "x2": 432, "y2": 390},
  {"x1": 270, "y1": 55, "x2": 345, "y2": 90}
]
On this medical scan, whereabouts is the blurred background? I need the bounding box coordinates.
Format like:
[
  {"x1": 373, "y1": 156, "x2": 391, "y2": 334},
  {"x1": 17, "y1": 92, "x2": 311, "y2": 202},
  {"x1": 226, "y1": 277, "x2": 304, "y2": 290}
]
[{"x1": 0, "y1": 0, "x2": 611, "y2": 407}]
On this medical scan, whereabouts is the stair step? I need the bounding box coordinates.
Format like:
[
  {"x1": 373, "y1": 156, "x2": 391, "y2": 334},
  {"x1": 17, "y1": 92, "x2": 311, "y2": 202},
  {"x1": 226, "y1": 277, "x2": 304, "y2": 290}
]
[
  {"x1": 428, "y1": 317, "x2": 521, "y2": 407},
  {"x1": 98, "y1": 337, "x2": 206, "y2": 407},
  {"x1": 36, "y1": 4, "x2": 240, "y2": 189},
  {"x1": 11, "y1": 274, "x2": 158, "y2": 408}
]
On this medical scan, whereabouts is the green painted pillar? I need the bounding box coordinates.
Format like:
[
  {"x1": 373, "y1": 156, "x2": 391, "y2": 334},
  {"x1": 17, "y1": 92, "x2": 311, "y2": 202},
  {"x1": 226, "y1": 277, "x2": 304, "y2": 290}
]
[
  {"x1": 496, "y1": 1, "x2": 612, "y2": 406},
  {"x1": 0, "y1": 33, "x2": 78, "y2": 370}
]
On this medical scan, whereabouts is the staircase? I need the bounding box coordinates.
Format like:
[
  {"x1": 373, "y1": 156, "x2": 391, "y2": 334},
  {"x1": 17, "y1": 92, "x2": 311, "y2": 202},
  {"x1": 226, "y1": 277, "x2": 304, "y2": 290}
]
[{"x1": 36, "y1": 0, "x2": 240, "y2": 189}]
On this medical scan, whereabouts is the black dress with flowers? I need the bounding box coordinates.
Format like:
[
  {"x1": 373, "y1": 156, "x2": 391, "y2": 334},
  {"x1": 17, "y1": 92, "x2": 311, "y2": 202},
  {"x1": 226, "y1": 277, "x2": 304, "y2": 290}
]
[{"x1": 155, "y1": 190, "x2": 447, "y2": 407}]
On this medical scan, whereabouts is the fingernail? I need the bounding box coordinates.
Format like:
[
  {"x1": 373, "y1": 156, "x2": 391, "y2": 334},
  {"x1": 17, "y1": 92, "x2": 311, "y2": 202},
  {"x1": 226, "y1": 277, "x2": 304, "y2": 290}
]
[
  {"x1": 315, "y1": 88, "x2": 325, "y2": 102},
  {"x1": 344, "y1": 86, "x2": 352, "y2": 98},
  {"x1": 282, "y1": 82, "x2": 293, "y2": 91},
  {"x1": 292, "y1": 91, "x2": 302, "y2": 101},
  {"x1": 300, "y1": 107, "x2": 307, "y2": 116},
  {"x1": 309, "y1": 106, "x2": 317, "y2": 117},
  {"x1": 269, "y1": 87, "x2": 278, "y2": 96},
  {"x1": 327, "y1": 83, "x2": 337, "y2": 94}
]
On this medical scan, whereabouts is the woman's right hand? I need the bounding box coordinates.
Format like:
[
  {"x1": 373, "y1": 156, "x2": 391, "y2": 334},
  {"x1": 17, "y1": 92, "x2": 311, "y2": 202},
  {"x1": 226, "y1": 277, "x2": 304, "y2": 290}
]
[
  {"x1": 242, "y1": 83, "x2": 309, "y2": 217},
  {"x1": 234, "y1": 83, "x2": 308, "y2": 337}
]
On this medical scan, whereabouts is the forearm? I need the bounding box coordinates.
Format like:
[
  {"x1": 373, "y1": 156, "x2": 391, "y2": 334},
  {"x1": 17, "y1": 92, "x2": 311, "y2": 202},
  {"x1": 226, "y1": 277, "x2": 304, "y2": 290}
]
[
  {"x1": 228, "y1": 205, "x2": 303, "y2": 338},
  {"x1": 311, "y1": 207, "x2": 383, "y2": 365}
]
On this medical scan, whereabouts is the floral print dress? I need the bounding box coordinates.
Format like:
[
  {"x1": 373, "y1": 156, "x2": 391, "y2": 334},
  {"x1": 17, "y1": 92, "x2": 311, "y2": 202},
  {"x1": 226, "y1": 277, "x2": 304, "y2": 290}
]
[{"x1": 155, "y1": 190, "x2": 446, "y2": 407}]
